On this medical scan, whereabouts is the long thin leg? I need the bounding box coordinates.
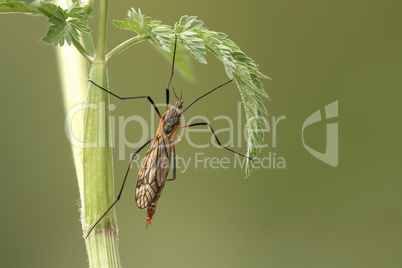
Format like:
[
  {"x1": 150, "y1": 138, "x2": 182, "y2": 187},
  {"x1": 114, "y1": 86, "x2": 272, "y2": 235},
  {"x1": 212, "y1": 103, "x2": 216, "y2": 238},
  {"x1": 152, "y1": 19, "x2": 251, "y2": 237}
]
[
  {"x1": 85, "y1": 138, "x2": 154, "y2": 239},
  {"x1": 89, "y1": 80, "x2": 162, "y2": 118},
  {"x1": 180, "y1": 122, "x2": 253, "y2": 161},
  {"x1": 166, "y1": 35, "x2": 178, "y2": 110},
  {"x1": 180, "y1": 80, "x2": 233, "y2": 115},
  {"x1": 166, "y1": 144, "x2": 176, "y2": 181}
]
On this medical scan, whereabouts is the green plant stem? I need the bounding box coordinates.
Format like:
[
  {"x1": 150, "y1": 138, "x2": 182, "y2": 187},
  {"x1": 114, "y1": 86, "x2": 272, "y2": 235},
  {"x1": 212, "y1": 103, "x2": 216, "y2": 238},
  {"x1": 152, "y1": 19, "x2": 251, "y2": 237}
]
[
  {"x1": 72, "y1": 38, "x2": 94, "y2": 63},
  {"x1": 95, "y1": 0, "x2": 108, "y2": 61},
  {"x1": 106, "y1": 35, "x2": 148, "y2": 62},
  {"x1": 83, "y1": 63, "x2": 121, "y2": 267},
  {"x1": 81, "y1": 0, "x2": 122, "y2": 266}
]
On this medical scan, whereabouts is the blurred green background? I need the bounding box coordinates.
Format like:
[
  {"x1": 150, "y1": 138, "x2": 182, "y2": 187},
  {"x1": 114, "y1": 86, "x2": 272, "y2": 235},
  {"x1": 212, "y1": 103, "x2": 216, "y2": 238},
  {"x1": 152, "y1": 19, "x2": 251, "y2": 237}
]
[{"x1": 1, "y1": 0, "x2": 401, "y2": 267}]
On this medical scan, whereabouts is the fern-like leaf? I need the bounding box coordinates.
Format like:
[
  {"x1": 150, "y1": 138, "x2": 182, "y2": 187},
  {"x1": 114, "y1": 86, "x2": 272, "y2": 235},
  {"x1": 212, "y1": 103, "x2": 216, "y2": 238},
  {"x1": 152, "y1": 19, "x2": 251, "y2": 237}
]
[
  {"x1": 0, "y1": 0, "x2": 39, "y2": 14},
  {"x1": 0, "y1": 1, "x2": 90, "y2": 47},
  {"x1": 174, "y1": 16, "x2": 269, "y2": 177},
  {"x1": 174, "y1": 16, "x2": 206, "y2": 64},
  {"x1": 114, "y1": 8, "x2": 173, "y2": 52},
  {"x1": 40, "y1": 2, "x2": 90, "y2": 46}
]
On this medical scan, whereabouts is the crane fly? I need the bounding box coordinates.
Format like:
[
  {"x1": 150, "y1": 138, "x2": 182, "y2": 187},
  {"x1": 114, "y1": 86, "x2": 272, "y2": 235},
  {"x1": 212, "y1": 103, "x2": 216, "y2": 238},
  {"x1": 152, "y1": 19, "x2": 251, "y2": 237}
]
[{"x1": 85, "y1": 36, "x2": 251, "y2": 238}]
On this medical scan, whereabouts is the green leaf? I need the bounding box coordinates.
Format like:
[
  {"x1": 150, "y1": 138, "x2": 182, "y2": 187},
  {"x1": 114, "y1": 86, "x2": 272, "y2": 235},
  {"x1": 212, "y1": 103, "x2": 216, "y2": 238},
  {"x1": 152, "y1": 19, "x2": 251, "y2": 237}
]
[
  {"x1": 174, "y1": 16, "x2": 207, "y2": 64},
  {"x1": 113, "y1": 9, "x2": 197, "y2": 80},
  {"x1": 114, "y1": 8, "x2": 173, "y2": 52},
  {"x1": 0, "y1": 0, "x2": 39, "y2": 14},
  {"x1": 173, "y1": 16, "x2": 269, "y2": 177},
  {"x1": 0, "y1": 1, "x2": 91, "y2": 47},
  {"x1": 41, "y1": 2, "x2": 90, "y2": 46}
]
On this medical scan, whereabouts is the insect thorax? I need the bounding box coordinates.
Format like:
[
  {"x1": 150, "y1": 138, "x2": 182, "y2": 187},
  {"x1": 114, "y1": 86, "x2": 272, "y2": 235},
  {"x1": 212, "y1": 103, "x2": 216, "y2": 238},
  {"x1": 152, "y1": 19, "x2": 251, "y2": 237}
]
[{"x1": 163, "y1": 106, "x2": 181, "y2": 135}]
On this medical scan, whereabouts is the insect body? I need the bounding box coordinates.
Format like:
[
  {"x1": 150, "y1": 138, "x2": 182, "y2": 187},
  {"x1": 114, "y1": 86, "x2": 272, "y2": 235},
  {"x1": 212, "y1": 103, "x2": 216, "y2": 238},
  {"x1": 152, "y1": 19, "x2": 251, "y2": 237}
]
[
  {"x1": 136, "y1": 100, "x2": 182, "y2": 226},
  {"x1": 85, "y1": 36, "x2": 251, "y2": 238}
]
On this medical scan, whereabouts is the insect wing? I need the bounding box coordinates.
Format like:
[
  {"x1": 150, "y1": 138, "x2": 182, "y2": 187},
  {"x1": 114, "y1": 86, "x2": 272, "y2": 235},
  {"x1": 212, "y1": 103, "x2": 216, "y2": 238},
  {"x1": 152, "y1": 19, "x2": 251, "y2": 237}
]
[{"x1": 135, "y1": 134, "x2": 172, "y2": 209}]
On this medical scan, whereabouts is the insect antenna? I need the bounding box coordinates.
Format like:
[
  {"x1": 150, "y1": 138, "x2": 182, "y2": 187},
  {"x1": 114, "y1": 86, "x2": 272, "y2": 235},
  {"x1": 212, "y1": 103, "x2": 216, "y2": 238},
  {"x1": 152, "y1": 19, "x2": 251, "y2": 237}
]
[{"x1": 172, "y1": 87, "x2": 179, "y2": 100}]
